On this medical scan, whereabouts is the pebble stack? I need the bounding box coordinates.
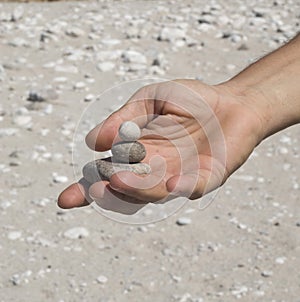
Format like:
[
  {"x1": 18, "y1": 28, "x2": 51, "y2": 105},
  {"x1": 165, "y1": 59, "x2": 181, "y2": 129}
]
[{"x1": 83, "y1": 121, "x2": 150, "y2": 182}]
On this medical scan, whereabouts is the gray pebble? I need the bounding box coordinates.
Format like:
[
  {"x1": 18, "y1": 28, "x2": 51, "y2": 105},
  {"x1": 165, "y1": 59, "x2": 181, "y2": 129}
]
[
  {"x1": 0, "y1": 128, "x2": 19, "y2": 137},
  {"x1": 121, "y1": 50, "x2": 147, "y2": 65},
  {"x1": 118, "y1": 121, "x2": 141, "y2": 141},
  {"x1": 28, "y1": 86, "x2": 58, "y2": 102},
  {"x1": 111, "y1": 141, "x2": 146, "y2": 163},
  {"x1": 82, "y1": 159, "x2": 151, "y2": 182}
]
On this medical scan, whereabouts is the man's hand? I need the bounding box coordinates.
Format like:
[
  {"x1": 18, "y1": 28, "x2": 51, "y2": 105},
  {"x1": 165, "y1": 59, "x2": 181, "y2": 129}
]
[{"x1": 58, "y1": 79, "x2": 263, "y2": 208}]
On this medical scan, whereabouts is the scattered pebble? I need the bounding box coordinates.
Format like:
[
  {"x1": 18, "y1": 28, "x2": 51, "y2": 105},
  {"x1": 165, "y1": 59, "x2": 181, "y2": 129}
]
[
  {"x1": 96, "y1": 275, "x2": 108, "y2": 284},
  {"x1": 0, "y1": 128, "x2": 19, "y2": 137},
  {"x1": 52, "y1": 173, "x2": 68, "y2": 184},
  {"x1": 261, "y1": 270, "x2": 273, "y2": 277},
  {"x1": 275, "y1": 256, "x2": 287, "y2": 264},
  {"x1": 7, "y1": 231, "x2": 22, "y2": 241},
  {"x1": 176, "y1": 217, "x2": 192, "y2": 226},
  {"x1": 65, "y1": 27, "x2": 85, "y2": 38},
  {"x1": 28, "y1": 87, "x2": 58, "y2": 102},
  {"x1": 10, "y1": 270, "x2": 32, "y2": 286},
  {"x1": 97, "y1": 62, "x2": 115, "y2": 72},
  {"x1": 122, "y1": 50, "x2": 147, "y2": 65},
  {"x1": 63, "y1": 227, "x2": 89, "y2": 239}
]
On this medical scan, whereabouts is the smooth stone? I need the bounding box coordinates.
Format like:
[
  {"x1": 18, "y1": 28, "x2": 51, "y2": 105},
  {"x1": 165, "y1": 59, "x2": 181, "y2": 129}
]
[
  {"x1": 176, "y1": 217, "x2": 192, "y2": 226},
  {"x1": 82, "y1": 159, "x2": 151, "y2": 182},
  {"x1": 63, "y1": 227, "x2": 89, "y2": 239},
  {"x1": 96, "y1": 275, "x2": 108, "y2": 284},
  {"x1": 28, "y1": 87, "x2": 58, "y2": 102},
  {"x1": 111, "y1": 141, "x2": 145, "y2": 163},
  {"x1": 118, "y1": 121, "x2": 141, "y2": 141},
  {"x1": 121, "y1": 50, "x2": 147, "y2": 64},
  {"x1": 97, "y1": 62, "x2": 115, "y2": 72}
]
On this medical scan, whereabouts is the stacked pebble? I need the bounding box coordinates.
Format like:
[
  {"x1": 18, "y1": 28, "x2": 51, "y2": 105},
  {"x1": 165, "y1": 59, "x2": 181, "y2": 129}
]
[{"x1": 82, "y1": 121, "x2": 151, "y2": 183}]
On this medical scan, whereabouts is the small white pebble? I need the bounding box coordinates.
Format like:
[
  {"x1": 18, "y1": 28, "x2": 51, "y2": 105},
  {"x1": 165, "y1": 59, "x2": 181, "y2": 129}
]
[
  {"x1": 275, "y1": 257, "x2": 287, "y2": 264},
  {"x1": 74, "y1": 82, "x2": 86, "y2": 90},
  {"x1": 52, "y1": 173, "x2": 68, "y2": 183},
  {"x1": 176, "y1": 217, "x2": 192, "y2": 226},
  {"x1": 119, "y1": 121, "x2": 141, "y2": 141},
  {"x1": 237, "y1": 223, "x2": 247, "y2": 230},
  {"x1": 96, "y1": 275, "x2": 108, "y2": 284},
  {"x1": 261, "y1": 270, "x2": 273, "y2": 277},
  {"x1": 84, "y1": 94, "x2": 95, "y2": 102},
  {"x1": 8, "y1": 231, "x2": 22, "y2": 240},
  {"x1": 63, "y1": 227, "x2": 89, "y2": 239}
]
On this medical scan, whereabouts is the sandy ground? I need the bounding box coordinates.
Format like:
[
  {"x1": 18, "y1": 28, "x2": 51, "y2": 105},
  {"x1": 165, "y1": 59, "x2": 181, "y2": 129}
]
[{"x1": 0, "y1": 1, "x2": 299, "y2": 301}]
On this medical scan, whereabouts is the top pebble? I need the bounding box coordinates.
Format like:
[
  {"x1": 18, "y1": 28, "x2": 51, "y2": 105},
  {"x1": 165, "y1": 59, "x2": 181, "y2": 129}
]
[{"x1": 118, "y1": 121, "x2": 141, "y2": 141}]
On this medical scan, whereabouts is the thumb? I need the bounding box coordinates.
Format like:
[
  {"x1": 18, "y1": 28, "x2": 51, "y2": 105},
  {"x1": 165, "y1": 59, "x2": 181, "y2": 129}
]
[{"x1": 85, "y1": 85, "x2": 158, "y2": 151}]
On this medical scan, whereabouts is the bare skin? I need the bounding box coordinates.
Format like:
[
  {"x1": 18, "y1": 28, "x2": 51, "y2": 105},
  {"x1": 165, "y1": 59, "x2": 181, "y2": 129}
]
[{"x1": 58, "y1": 33, "x2": 300, "y2": 209}]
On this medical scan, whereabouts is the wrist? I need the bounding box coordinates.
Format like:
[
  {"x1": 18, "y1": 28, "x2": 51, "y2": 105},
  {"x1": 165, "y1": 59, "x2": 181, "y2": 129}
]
[
  {"x1": 223, "y1": 76, "x2": 300, "y2": 140},
  {"x1": 220, "y1": 34, "x2": 300, "y2": 140},
  {"x1": 215, "y1": 81, "x2": 270, "y2": 143}
]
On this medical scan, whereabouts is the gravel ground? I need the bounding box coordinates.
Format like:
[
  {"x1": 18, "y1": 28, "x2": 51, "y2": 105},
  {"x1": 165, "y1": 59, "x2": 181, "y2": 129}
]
[{"x1": 0, "y1": 1, "x2": 299, "y2": 301}]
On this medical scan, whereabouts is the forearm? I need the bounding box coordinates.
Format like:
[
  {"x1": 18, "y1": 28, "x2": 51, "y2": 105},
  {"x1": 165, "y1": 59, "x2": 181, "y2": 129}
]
[{"x1": 224, "y1": 33, "x2": 300, "y2": 139}]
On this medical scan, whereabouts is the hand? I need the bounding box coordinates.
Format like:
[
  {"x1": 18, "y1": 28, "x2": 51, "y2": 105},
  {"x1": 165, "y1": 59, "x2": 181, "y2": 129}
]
[{"x1": 58, "y1": 79, "x2": 264, "y2": 209}]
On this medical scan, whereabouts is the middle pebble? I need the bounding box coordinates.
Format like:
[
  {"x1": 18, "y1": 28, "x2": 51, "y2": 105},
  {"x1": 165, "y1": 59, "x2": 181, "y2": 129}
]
[{"x1": 111, "y1": 141, "x2": 146, "y2": 163}]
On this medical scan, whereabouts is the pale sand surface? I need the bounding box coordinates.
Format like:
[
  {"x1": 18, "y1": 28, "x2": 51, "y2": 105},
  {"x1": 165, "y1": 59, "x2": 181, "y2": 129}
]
[{"x1": 0, "y1": 1, "x2": 299, "y2": 301}]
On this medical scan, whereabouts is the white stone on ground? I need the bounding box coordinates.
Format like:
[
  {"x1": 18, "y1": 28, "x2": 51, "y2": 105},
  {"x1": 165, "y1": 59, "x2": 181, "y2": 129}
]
[{"x1": 63, "y1": 227, "x2": 89, "y2": 239}]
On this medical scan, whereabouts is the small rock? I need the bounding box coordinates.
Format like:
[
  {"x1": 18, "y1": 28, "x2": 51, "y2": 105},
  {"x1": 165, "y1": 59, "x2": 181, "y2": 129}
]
[
  {"x1": 0, "y1": 64, "x2": 6, "y2": 81},
  {"x1": 102, "y1": 38, "x2": 121, "y2": 46},
  {"x1": 125, "y1": 26, "x2": 140, "y2": 39},
  {"x1": 31, "y1": 198, "x2": 51, "y2": 207},
  {"x1": 55, "y1": 65, "x2": 78, "y2": 74},
  {"x1": 63, "y1": 227, "x2": 89, "y2": 239},
  {"x1": 231, "y1": 285, "x2": 248, "y2": 298},
  {"x1": 261, "y1": 270, "x2": 273, "y2": 277},
  {"x1": 82, "y1": 159, "x2": 151, "y2": 183},
  {"x1": 84, "y1": 94, "x2": 95, "y2": 102},
  {"x1": 53, "y1": 76, "x2": 67, "y2": 83},
  {"x1": 96, "y1": 275, "x2": 108, "y2": 284},
  {"x1": 65, "y1": 27, "x2": 85, "y2": 38},
  {"x1": 111, "y1": 141, "x2": 146, "y2": 163},
  {"x1": 176, "y1": 217, "x2": 192, "y2": 226},
  {"x1": 13, "y1": 115, "x2": 32, "y2": 127},
  {"x1": 43, "y1": 104, "x2": 53, "y2": 115},
  {"x1": 12, "y1": 6, "x2": 24, "y2": 22},
  {"x1": 9, "y1": 37, "x2": 28, "y2": 47},
  {"x1": 52, "y1": 173, "x2": 68, "y2": 184},
  {"x1": 238, "y1": 43, "x2": 249, "y2": 51},
  {"x1": 275, "y1": 256, "x2": 287, "y2": 264},
  {"x1": 119, "y1": 121, "x2": 141, "y2": 141},
  {"x1": 7, "y1": 231, "x2": 22, "y2": 240},
  {"x1": 152, "y1": 52, "x2": 167, "y2": 68},
  {"x1": 158, "y1": 27, "x2": 186, "y2": 42},
  {"x1": 73, "y1": 82, "x2": 86, "y2": 90},
  {"x1": 97, "y1": 62, "x2": 115, "y2": 72},
  {"x1": 0, "y1": 12, "x2": 11, "y2": 22},
  {"x1": 122, "y1": 50, "x2": 147, "y2": 64},
  {"x1": 10, "y1": 270, "x2": 32, "y2": 286},
  {"x1": 0, "y1": 200, "x2": 12, "y2": 210},
  {"x1": 0, "y1": 128, "x2": 19, "y2": 138},
  {"x1": 28, "y1": 87, "x2": 58, "y2": 102}
]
